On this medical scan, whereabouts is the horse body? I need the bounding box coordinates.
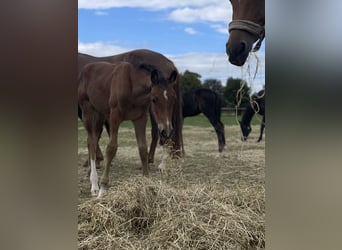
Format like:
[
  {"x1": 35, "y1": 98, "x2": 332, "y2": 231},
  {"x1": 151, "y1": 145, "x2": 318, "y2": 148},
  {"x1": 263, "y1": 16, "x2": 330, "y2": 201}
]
[
  {"x1": 240, "y1": 89, "x2": 265, "y2": 142},
  {"x1": 148, "y1": 88, "x2": 226, "y2": 163},
  {"x1": 79, "y1": 61, "x2": 178, "y2": 197},
  {"x1": 182, "y1": 88, "x2": 226, "y2": 152},
  {"x1": 78, "y1": 49, "x2": 183, "y2": 166},
  {"x1": 226, "y1": 0, "x2": 265, "y2": 66}
]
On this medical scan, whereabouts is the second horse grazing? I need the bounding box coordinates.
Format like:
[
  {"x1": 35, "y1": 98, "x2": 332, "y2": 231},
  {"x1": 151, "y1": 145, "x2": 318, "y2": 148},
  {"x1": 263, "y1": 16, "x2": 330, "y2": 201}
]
[{"x1": 239, "y1": 89, "x2": 265, "y2": 142}]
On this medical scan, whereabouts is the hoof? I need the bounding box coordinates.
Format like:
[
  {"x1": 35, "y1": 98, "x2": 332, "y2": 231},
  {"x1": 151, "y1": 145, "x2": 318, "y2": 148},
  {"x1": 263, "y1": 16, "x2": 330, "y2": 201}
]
[
  {"x1": 97, "y1": 185, "x2": 107, "y2": 198},
  {"x1": 91, "y1": 188, "x2": 99, "y2": 197}
]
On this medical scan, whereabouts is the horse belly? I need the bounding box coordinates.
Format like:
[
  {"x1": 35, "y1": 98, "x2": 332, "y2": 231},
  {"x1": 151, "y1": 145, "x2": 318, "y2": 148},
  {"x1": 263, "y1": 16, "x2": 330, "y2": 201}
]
[{"x1": 88, "y1": 88, "x2": 111, "y2": 116}]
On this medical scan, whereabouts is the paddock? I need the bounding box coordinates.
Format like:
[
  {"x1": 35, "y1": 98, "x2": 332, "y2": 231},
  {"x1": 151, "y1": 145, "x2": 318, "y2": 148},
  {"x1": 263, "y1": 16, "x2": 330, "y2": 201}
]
[{"x1": 78, "y1": 114, "x2": 265, "y2": 249}]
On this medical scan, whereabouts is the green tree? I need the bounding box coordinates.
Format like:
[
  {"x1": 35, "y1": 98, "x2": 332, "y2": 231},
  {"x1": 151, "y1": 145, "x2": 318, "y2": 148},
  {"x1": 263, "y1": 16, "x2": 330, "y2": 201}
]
[
  {"x1": 202, "y1": 78, "x2": 227, "y2": 106},
  {"x1": 202, "y1": 78, "x2": 223, "y2": 93},
  {"x1": 223, "y1": 77, "x2": 251, "y2": 108},
  {"x1": 180, "y1": 70, "x2": 202, "y2": 91}
]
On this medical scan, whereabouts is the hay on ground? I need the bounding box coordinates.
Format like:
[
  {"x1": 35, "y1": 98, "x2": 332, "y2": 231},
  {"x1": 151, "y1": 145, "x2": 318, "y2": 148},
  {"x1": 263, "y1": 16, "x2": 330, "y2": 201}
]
[{"x1": 78, "y1": 177, "x2": 265, "y2": 249}]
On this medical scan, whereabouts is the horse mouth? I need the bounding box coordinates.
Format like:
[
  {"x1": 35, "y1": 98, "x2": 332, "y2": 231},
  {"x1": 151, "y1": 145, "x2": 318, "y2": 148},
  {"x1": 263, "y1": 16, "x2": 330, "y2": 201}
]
[
  {"x1": 229, "y1": 56, "x2": 247, "y2": 67},
  {"x1": 226, "y1": 40, "x2": 251, "y2": 66},
  {"x1": 241, "y1": 136, "x2": 248, "y2": 141},
  {"x1": 158, "y1": 129, "x2": 174, "y2": 145},
  {"x1": 227, "y1": 50, "x2": 249, "y2": 66}
]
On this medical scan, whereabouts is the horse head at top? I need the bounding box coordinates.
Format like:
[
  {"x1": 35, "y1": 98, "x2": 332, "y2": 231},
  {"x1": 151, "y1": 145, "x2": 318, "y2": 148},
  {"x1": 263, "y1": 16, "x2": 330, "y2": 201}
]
[
  {"x1": 149, "y1": 69, "x2": 178, "y2": 145},
  {"x1": 226, "y1": 0, "x2": 265, "y2": 66}
]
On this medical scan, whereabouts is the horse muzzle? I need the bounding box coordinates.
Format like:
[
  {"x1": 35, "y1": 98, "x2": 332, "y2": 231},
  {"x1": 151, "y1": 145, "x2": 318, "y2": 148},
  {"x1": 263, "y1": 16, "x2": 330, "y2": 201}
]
[
  {"x1": 158, "y1": 128, "x2": 174, "y2": 145},
  {"x1": 226, "y1": 40, "x2": 250, "y2": 66}
]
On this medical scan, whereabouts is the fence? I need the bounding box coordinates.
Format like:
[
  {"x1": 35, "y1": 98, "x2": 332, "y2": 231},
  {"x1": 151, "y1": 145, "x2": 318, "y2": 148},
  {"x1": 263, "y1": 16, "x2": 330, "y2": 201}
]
[{"x1": 221, "y1": 107, "x2": 246, "y2": 116}]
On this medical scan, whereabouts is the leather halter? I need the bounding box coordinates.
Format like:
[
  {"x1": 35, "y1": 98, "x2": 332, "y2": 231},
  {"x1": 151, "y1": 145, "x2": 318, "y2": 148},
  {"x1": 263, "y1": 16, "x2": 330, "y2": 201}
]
[{"x1": 229, "y1": 20, "x2": 265, "y2": 52}]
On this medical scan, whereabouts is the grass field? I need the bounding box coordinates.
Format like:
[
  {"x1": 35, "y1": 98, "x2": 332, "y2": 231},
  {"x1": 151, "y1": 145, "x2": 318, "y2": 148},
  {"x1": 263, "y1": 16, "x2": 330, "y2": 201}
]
[{"x1": 78, "y1": 113, "x2": 265, "y2": 249}]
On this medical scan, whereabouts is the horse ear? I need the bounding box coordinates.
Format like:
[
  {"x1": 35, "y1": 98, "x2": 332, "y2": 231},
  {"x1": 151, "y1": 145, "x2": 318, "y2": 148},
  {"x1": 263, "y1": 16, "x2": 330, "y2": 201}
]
[
  {"x1": 169, "y1": 70, "x2": 178, "y2": 82},
  {"x1": 151, "y1": 70, "x2": 159, "y2": 85}
]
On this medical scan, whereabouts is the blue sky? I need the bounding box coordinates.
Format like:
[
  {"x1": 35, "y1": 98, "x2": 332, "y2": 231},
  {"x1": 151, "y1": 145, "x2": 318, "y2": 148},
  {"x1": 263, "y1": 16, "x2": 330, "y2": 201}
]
[{"x1": 78, "y1": 1, "x2": 265, "y2": 92}]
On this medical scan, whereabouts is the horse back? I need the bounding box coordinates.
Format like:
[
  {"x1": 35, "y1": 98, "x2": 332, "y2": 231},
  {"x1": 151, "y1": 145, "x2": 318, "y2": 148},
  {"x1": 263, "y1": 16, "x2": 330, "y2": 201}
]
[
  {"x1": 109, "y1": 62, "x2": 152, "y2": 112},
  {"x1": 183, "y1": 88, "x2": 221, "y2": 118}
]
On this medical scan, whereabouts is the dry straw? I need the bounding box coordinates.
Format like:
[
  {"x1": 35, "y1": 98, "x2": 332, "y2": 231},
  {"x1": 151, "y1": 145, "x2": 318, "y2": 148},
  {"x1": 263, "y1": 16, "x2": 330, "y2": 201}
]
[{"x1": 78, "y1": 175, "x2": 265, "y2": 249}]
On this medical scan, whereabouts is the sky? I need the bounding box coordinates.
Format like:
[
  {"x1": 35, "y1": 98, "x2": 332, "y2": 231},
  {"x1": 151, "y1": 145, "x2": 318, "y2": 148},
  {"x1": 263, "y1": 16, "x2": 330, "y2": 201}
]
[{"x1": 78, "y1": 0, "x2": 265, "y2": 92}]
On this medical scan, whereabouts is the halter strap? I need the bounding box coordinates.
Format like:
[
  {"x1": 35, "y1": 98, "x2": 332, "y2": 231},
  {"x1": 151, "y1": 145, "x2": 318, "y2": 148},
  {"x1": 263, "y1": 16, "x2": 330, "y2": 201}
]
[{"x1": 229, "y1": 20, "x2": 265, "y2": 52}]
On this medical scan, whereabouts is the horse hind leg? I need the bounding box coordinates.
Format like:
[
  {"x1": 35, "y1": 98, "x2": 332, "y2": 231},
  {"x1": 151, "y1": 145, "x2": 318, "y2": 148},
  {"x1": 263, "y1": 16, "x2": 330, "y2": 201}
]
[
  {"x1": 82, "y1": 107, "x2": 105, "y2": 196},
  {"x1": 207, "y1": 116, "x2": 226, "y2": 152},
  {"x1": 217, "y1": 121, "x2": 226, "y2": 152}
]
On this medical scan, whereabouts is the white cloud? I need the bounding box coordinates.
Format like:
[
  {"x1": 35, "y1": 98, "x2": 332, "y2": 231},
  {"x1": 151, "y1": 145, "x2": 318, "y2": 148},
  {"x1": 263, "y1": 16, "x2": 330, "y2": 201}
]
[
  {"x1": 210, "y1": 24, "x2": 228, "y2": 34},
  {"x1": 168, "y1": 4, "x2": 229, "y2": 23},
  {"x1": 167, "y1": 51, "x2": 265, "y2": 92},
  {"x1": 79, "y1": 1, "x2": 232, "y2": 34},
  {"x1": 78, "y1": 41, "x2": 130, "y2": 56},
  {"x1": 78, "y1": 41, "x2": 265, "y2": 92},
  {"x1": 184, "y1": 27, "x2": 198, "y2": 35},
  {"x1": 78, "y1": 0, "x2": 226, "y2": 11},
  {"x1": 94, "y1": 11, "x2": 108, "y2": 16}
]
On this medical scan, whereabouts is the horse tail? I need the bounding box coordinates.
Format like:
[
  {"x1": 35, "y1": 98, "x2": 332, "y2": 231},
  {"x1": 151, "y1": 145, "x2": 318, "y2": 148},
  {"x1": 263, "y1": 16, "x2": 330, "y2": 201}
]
[{"x1": 77, "y1": 70, "x2": 86, "y2": 121}]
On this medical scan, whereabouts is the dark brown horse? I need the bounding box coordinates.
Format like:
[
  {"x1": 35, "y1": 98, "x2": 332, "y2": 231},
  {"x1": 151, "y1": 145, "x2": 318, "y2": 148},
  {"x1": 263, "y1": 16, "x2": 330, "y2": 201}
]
[
  {"x1": 78, "y1": 49, "x2": 183, "y2": 166},
  {"x1": 148, "y1": 88, "x2": 226, "y2": 164},
  {"x1": 226, "y1": 0, "x2": 265, "y2": 66},
  {"x1": 239, "y1": 89, "x2": 265, "y2": 142},
  {"x1": 78, "y1": 61, "x2": 178, "y2": 197}
]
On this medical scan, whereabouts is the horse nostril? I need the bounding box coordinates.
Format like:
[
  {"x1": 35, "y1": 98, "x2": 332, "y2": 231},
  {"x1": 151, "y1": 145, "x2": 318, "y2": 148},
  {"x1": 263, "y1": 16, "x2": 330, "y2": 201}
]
[
  {"x1": 238, "y1": 41, "x2": 247, "y2": 54},
  {"x1": 159, "y1": 129, "x2": 166, "y2": 138}
]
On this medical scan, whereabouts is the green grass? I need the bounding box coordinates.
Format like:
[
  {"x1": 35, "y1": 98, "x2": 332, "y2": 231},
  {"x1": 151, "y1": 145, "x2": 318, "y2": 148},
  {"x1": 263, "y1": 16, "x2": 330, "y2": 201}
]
[{"x1": 78, "y1": 113, "x2": 263, "y2": 129}]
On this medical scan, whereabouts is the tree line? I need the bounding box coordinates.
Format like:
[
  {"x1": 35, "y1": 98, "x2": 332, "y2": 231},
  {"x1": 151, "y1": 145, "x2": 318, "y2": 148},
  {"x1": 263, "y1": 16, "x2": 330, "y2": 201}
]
[{"x1": 180, "y1": 70, "x2": 264, "y2": 108}]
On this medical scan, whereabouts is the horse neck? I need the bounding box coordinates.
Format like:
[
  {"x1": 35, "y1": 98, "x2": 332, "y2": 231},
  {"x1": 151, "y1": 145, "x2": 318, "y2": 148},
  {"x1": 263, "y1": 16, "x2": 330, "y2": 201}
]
[{"x1": 241, "y1": 105, "x2": 255, "y2": 125}]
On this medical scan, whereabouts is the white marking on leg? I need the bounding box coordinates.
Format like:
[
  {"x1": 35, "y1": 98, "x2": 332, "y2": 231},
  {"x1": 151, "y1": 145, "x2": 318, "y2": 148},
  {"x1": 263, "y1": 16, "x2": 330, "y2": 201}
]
[
  {"x1": 90, "y1": 159, "x2": 99, "y2": 196},
  {"x1": 163, "y1": 90, "x2": 168, "y2": 100}
]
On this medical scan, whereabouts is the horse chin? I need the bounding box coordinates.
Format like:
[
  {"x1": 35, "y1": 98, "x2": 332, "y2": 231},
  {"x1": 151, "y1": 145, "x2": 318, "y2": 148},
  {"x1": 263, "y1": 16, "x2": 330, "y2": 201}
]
[
  {"x1": 159, "y1": 136, "x2": 166, "y2": 145},
  {"x1": 228, "y1": 54, "x2": 249, "y2": 67}
]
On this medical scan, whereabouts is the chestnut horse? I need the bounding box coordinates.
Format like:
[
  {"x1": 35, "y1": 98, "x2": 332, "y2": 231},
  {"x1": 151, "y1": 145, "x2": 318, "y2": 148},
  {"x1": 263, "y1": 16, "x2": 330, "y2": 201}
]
[
  {"x1": 239, "y1": 89, "x2": 265, "y2": 142},
  {"x1": 226, "y1": 0, "x2": 265, "y2": 66},
  {"x1": 78, "y1": 49, "x2": 183, "y2": 166},
  {"x1": 78, "y1": 61, "x2": 178, "y2": 197}
]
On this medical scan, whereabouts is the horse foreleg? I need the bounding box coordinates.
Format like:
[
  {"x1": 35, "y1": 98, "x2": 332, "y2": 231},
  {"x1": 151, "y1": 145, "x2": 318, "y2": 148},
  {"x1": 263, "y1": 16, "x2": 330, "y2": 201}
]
[
  {"x1": 257, "y1": 116, "x2": 265, "y2": 142},
  {"x1": 99, "y1": 115, "x2": 120, "y2": 197},
  {"x1": 148, "y1": 112, "x2": 158, "y2": 164},
  {"x1": 133, "y1": 115, "x2": 149, "y2": 176}
]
